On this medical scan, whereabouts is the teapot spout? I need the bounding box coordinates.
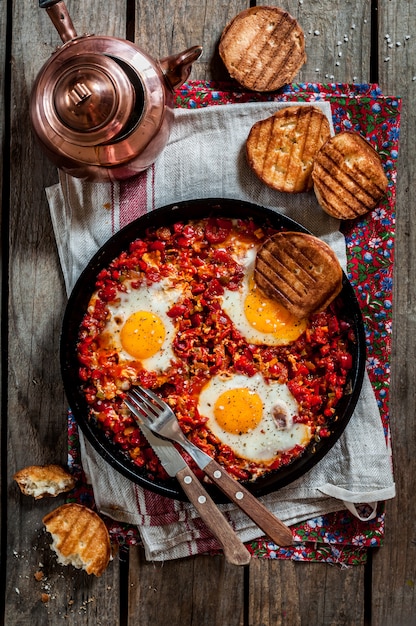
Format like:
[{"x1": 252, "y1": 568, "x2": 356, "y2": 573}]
[{"x1": 160, "y1": 45, "x2": 203, "y2": 90}]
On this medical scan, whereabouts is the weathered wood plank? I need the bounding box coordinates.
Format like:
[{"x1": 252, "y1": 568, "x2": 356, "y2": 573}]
[
  {"x1": 269, "y1": 0, "x2": 372, "y2": 84},
  {"x1": 0, "y1": 0, "x2": 6, "y2": 614},
  {"x1": 248, "y1": 559, "x2": 365, "y2": 625},
  {"x1": 5, "y1": 1, "x2": 127, "y2": 623},
  {"x1": 136, "y1": 0, "x2": 372, "y2": 85},
  {"x1": 128, "y1": 548, "x2": 245, "y2": 626},
  {"x1": 135, "y1": 0, "x2": 250, "y2": 81},
  {"x1": 371, "y1": 2, "x2": 416, "y2": 625}
]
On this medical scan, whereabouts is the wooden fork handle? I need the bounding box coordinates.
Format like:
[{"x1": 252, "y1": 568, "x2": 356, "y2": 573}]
[
  {"x1": 203, "y1": 459, "x2": 293, "y2": 547},
  {"x1": 175, "y1": 466, "x2": 251, "y2": 566}
]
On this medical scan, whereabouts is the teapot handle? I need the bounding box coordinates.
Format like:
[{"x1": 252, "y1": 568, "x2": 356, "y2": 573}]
[{"x1": 39, "y1": 0, "x2": 78, "y2": 43}]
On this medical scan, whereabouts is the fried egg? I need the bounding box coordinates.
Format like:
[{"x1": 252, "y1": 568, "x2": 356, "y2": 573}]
[
  {"x1": 98, "y1": 279, "x2": 182, "y2": 372},
  {"x1": 221, "y1": 246, "x2": 308, "y2": 345},
  {"x1": 198, "y1": 373, "x2": 311, "y2": 463}
]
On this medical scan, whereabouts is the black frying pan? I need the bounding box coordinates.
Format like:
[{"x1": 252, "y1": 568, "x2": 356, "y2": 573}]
[{"x1": 60, "y1": 198, "x2": 366, "y2": 502}]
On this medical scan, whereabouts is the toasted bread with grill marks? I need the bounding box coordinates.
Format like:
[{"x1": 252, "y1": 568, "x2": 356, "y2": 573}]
[
  {"x1": 43, "y1": 503, "x2": 111, "y2": 576},
  {"x1": 219, "y1": 6, "x2": 306, "y2": 92},
  {"x1": 254, "y1": 232, "x2": 343, "y2": 319},
  {"x1": 312, "y1": 131, "x2": 388, "y2": 219},
  {"x1": 246, "y1": 106, "x2": 331, "y2": 193},
  {"x1": 14, "y1": 464, "x2": 76, "y2": 499}
]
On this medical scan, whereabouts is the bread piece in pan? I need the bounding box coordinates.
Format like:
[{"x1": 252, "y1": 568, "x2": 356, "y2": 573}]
[{"x1": 254, "y1": 231, "x2": 343, "y2": 319}]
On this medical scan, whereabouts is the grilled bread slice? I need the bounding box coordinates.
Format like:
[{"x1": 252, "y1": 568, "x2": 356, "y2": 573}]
[
  {"x1": 43, "y1": 503, "x2": 111, "y2": 577},
  {"x1": 14, "y1": 464, "x2": 75, "y2": 499},
  {"x1": 219, "y1": 6, "x2": 306, "y2": 92},
  {"x1": 254, "y1": 232, "x2": 343, "y2": 319},
  {"x1": 246, "y1": 106, "x2": 331, "y2": 193},
  {"x1": 312, "y1": 131, "x2": 388, "y2": 219}
]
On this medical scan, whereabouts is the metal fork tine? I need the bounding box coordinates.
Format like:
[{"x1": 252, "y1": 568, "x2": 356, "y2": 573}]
[
  {"x1": 128, "y1": 388, "x2": 159, "y2": 420},
  {"x1": 124, "y1": 395, "x2": 147, "y2": 417},
  {"x1": 136, "y1": 385, "x2": 166, "y2": 410},
  {"x1": 124, "y1": 397, "x2": 142, "y2": 418}
]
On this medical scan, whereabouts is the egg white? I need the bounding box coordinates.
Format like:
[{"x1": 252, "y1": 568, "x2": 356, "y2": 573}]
[
  {"x1": 102, "y1": 279, "x2": 182, "y2": 372},
  {"x1": 198, "y1": 373, "x2": 311, "y2": 463},
  {"x1": 220, "y1": 247, "x2": 306, "y2": 345}
]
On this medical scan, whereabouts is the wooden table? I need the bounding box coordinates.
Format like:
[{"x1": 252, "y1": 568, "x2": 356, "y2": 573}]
[{"x1": 2, "y1": 1, "x2": 415, "y2": 624}]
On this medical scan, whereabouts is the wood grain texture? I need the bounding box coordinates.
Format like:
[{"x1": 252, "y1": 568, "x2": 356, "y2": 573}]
[
  {"x1": 371, "y1": 1, "x2": 416, "y2": 624},
  {"x1": 249, "y1": 558, "x2": 365, "y2": 625},
  {"x1": 266, "y1": 0, "x2": 372, "y2": 83},
  {"x1": 203, "y1": 459, "x2": 293, "y2": 546},
  {"x1": 0, "y1": 0, "x2": 6, "y2": 604},
  {"x1": 135, "y1": 0, "x2": 250, "y2": 81},
  {"x1": 4, "y1": 1, "x2": 127, "y2": 623},
  {"x1": 128, "y1": 548, "x2": 246, "y2": 626},
  {"x1": 174, "y1": 466, "x2": 251, "y2": 565}
]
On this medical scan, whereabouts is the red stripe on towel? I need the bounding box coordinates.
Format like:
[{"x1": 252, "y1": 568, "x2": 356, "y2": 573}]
[{"x1": 119, "y1": 171, "x2": 148, "y2": 229}]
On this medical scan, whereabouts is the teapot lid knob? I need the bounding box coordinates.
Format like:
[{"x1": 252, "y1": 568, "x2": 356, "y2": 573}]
[{"x1": 49, "y1": 54, "x2": 136, "y2": 145}]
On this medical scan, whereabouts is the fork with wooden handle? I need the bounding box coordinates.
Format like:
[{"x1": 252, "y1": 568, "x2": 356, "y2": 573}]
[
  {"x1": 124, "y1": 402, "x2": 251, "y2": 566},
  {"x1": 126, "y1": 387, "x2": 294, "y2": 547}
]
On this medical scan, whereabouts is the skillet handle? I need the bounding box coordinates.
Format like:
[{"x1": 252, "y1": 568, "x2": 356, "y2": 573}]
[
  {"x1": 203, "y1": 459, "x2": 293, "y2": 547},
  {"x1": 175, "y1": 466, "x2": 251, "y2": 566}
]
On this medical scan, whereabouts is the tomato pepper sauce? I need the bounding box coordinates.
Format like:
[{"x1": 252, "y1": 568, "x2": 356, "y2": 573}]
[{"x1": 77, "y1": 217, "x2": 355, "y2": 483}]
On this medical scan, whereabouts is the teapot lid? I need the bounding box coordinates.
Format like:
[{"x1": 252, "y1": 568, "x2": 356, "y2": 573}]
[{"x1": 46, "y1": 53, "x2": 135, "y2": 146}]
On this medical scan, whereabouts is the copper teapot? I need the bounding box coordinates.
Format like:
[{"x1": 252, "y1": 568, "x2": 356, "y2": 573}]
[{"x1": 30, "y1": 0, "x2": 202, "y2": 182}]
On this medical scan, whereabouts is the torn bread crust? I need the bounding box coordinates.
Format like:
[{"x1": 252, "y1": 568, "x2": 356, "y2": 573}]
[
  {"x1": 43, "y1": 503, "x2": 111, "y2": 577},
  {"x1": 13, "y1": 464, "x2": 76, "y2": 499}
]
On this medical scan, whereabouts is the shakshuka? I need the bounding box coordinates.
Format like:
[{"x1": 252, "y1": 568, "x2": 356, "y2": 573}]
[{"x1": 77, "y1": 216, "x2": 355, "y2": 483}]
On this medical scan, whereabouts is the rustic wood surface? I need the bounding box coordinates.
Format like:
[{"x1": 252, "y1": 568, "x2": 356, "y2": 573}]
[{"x1": 1, "y1": 0, "x2": 414, "y2": 624}]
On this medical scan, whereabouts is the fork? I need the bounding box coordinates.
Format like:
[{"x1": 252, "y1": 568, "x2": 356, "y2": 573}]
[{"x1": 126, "y1": 386, "x2": 293, "y2": 546}]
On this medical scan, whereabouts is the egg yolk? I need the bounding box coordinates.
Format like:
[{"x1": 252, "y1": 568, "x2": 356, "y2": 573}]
[
  {"x1": 120, "y1": 311, "x2": 166, "y2": 359},
  {"x1": 214, "y1": 388, "x2": 263, "y2": 434},
  {"x1": 244, "y1": 279, "x2": 307, "y2": 341}
]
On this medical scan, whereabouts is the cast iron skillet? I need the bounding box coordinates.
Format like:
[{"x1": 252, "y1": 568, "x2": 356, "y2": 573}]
[{"x1": 61, "y1": 198, "x2": 366, "y2": 502}]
